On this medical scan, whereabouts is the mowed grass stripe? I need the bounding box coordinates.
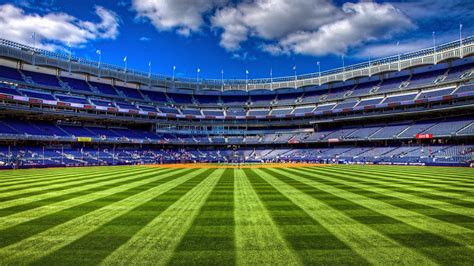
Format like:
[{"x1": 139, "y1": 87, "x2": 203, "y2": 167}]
[
  {"x1": 244, "y1": 168, "x2": 369, "y2": 265},
  {"x1": 320, "y1": 166, "x2": 474, "y2": 210},
  {"x1": 0, "y1": 166, "x2": 133, "y2": 185},
  {"x1": 28, "y1": 168, "x2": 214, "y2": 265},
  {"x1": 0, "y1": 167, "x2": 142, "y2": 193},
  {"x1": 234, "y1": 169, "x2": 300, "y2": 265},
  {"x1": 330, "y1": 165, "x2": 474, "y2": 185},
  {"x1": 259, "y1": 168, "x2": 434, "y2": 265},
  {"x1": 0, "y1": 167, "x2": 148, "y2": 200},
  {"x1": 0, "y1": 168, "x2": 209, "y2": 264},
  {"x1": 0, "y1": 168, "x2": 185, "y2": 231},
  {"x1": 167, "y1": 169, "x2": 236, "y2": 265},
  {"x1": 102, "y1": 169, "x2": 225, "y2": 265},
  {"x1": 0, "y1": 168, "x2": 173, "y2": 217},
  {"x1": 294, "y1": 167, "x2": 474, "y2": 234},
  {"x1": 279, "y1": 167, "x2": 474, "y2": 264},
  {"x1": 0, "y1": 168, "x2": 194, "y2": 249},
  {"x1": 300, "y1": 167, "x2": 474, "y2": 225},
  {"x1": 328, "y1": 166, "x2": 474, "y2": 196}
]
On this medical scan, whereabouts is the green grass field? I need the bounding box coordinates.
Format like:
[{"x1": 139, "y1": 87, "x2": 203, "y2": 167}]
[{"x1": 0, "y1": 165, "x2": 473, "y2": 265}]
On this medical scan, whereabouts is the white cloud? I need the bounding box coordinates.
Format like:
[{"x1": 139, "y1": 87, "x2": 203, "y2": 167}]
[
  {"x1": 132, "y1": 0, "x2": 227, "y2": 36},
  {"x1": 212, "y1": 0, "x2": 341, "y2": 51},
  {"x1": 212, "y1": 1, "x2": 414, "y2": 56},
  {"x1": 0, "y1": 4, "x2": 120, "y2": 50}
]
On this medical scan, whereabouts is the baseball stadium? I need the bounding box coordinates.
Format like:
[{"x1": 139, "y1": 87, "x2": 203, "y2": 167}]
[{"x1": 0, "y1": 0, "x2": 472, "y2": 264}]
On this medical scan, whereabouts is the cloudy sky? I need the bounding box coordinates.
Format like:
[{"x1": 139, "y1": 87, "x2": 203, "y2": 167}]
[{"x1": 0, "y1": 0, "x2": 472, "y2": 79}]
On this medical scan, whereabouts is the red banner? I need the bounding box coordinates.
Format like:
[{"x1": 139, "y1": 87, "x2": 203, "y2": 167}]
[{"x1": 416, "y1": 134, "x2": 433, "y2": 139}]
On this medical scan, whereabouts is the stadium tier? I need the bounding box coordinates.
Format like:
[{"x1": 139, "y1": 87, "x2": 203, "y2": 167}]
[{"x1": 0, "y1": 38, "x2": 473, "y2": 168}]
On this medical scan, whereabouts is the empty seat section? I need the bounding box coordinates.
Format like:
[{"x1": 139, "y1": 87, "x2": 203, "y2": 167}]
[
  {"x1": 86, "y1": 127, "x2": 121, "y2": 138},
  {"x1": 115, "y1": 100, "x2": 138, "y2": 110},
  {"x1": 271, "y1": 108, "x2": 292, "y2": 115},
  {"x1": 346, "y1": 127, "x2": 382, "y2": 139},
  {"x1": 248, "y1": 109, "x2": 269, "y2": 116},
  {"x1": 351, "y1": 81, "x2": 380, "y2": 96},
  {"x1": 202, "y1": 109, "x2": 224, "y2": 116},
  {"x1": 370, "y1": 124, "x2": 408, "y2": 139},
  {"x1": 34, "y1": 121, "x2": 69, "y2": 136},
  {"x1": 407, "y1": 69, "x2": 446, "y2": 88},
  {"x1": 159, "y1": 106, "x2": 180, "y2": 114},
  {"x1": 116, "y1": 86, "x2": 144, "y2": 100},
  {"x1": 0, "y1": 84, "x2": 21, "y2": 95},
  {"x1": 60, "y1": 77, "x2": 92, "y2": 92},
  {"x1": 141, "y1": 90, "x2": 168, "y2": 103},
  {"x1": 445, "y1": 64, "x2": 474, "y2": 81},
  {"x1": 357, "y1": 97, "x2": 383, "y2": 107},
  {"x1": 382, "y1": 93, "x2": 417, "y2": 104},
  {"x1": 138, "y1": 105, "x2": 158, "y2": 112},
  {"x1": 89, "y1": 81, "x2": 118, "y2": 96},
  {"x1": 59, "y1": 125, "x2": 94, "y2": 137},
  {"x1": 251, "y1": 95, "x2": 275, "y2": 106},
  {"x1": 222, "y1": 95, "x2": 248, "y2": 105},
  {"x1": 91, "y1": 99, "x2": 114, "y2": 107},
  {"x1": 314, "y1": 104, "x2": 335, "y2": 112},
  {"x1": 455, "y1": 84, "x2": 474, "y2": 94},
  {"x1": 194, "y1": 94, "x2": 219, "y2": 104},
  {"x1": 20, "y1": 89, "x2": 56, "y2": 100},
  {"x1": 227, "y1": 107, "x2": 246, "y2": 116},
  {"x1": 377, "y1": 76, "x2": 409, "y2": 93},
  {"x1": 334, "y1": 99, "x2": 357, "y2": 109},
  {"x1": 423, "y1": 120, "x2": 473, "y2": 136},
  {"x1": 22, "y1": 70, "x2": 60, "y2": 87},
  {"x1": 0, "y1": 66, "x2": 24, "y2": 81},
  {"x1": 418, "y1": 88, "x2": 454, "y2": 99},
  {"x1": 2, "y1": 119, "x2": 43, "y2": 135},
  {"x1": 276, "y1": 93, "x2": 300, "y2": 105},
  {"x1": 293, "y1": 106, "x2": 315, "y2": 114},
  {"x1": 301, "y1": 90, "x2": 325, "y2": 103},
  {"x1": 168, "y1": 93, "x2": 193, "y2": 104},
  {"x1": 325, "y1": 87, "x2": 352, "y2": 100},
  {"x1": 398, "y1": 122, "x2": 436, "y2": 138},
  {"x1": 181, "y1": 108, "x2": 202, "y2": 115},
  {"x1": 56, "y1": 95, "x2": 89, "y2": 104}
]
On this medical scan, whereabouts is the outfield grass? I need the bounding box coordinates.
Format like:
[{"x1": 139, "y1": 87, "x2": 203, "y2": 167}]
[{"x1": 0, "y1": 165, "x2": 473, "y2": 265}]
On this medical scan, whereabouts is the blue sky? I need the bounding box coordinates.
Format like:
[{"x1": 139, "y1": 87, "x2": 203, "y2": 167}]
[{"x1": 0, "y1": 0, "x2": 472, "y2": 80}]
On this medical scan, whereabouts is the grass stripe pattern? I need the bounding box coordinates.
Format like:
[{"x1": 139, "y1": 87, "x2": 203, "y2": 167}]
[{"x1": 0, "y1": 165, "x2": 472, "y2": 265}]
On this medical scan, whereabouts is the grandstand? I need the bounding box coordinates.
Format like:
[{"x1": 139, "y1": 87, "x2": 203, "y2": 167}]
[{"x1": 0, "y1": 37, "x2": 472, "y2": 168}]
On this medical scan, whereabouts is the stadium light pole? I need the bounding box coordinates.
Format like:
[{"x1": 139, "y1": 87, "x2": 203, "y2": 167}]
[
  {"x1": 341, "y1": 56, "x2": 345, "y2": 81},
  {"x1": 397, "y1": 42, "x2": 401, "y2": 71},
  {"x1": 221, "y1": 69, "x2": 224, "y2": 91},
  {"x1": 245, "y1": 70, "x2": 249, "y2": 91},
  {"x1": 96, "y1": 50, "x2": 102, "y2": 77},
  {"x1": 67, "y1": 42, "x2": 72, "y2": 73},
  {"x1": 460, "y1": 24, "x2": 463, "y2": 58},
  {"x1": 96, "y1": 50, "x2": 102, "y2": 68},
  {"x1": 123, "y1": 56, "x2": 127, "y2": 73},
  {"x1": 31, "y1": 32, "x2": 36, "y2": 66},
  {"x1": 317, "y1": 61, "x2": 321, "y2": 86},
  {"x1": 293, "y1": 65, "x2": 297, "y2": 89},
  {"x1": 368, "y1": 56, "x2": 372, "y2": 77},
  {"x1": 148, "y1": 61, "x2": 151, "y2": 78},
  {"x1": 172, "y1": 66, "x2": 176, "y2": 88},
  {"x1": 270, "y1": 68, "x2": 273, "y2": 90},
  {"x1": 197, "y1": 68, "x2": 200, "y2": 83},
  {"x1": 432, "y1": 32, "x2": 437, "y2": 65}
]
